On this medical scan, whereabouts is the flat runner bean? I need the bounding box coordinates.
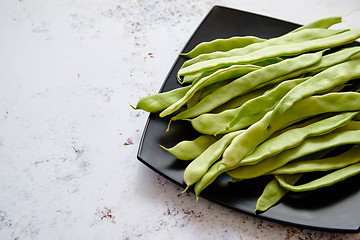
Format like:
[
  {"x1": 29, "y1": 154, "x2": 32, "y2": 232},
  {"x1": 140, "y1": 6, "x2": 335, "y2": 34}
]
[
  {"x1": 160, "y1": 64, "x2": 261, "y2": 117},
  {"x1": 233, "y1": 112, "x2": 358, "y2": 167},
  {"x1": 227, "y1": 77, "x2": 310, "y2": 130},
  {"x1": 268, "y1": 58, "x2": 360, "y2": 127},
  {"x1": 190, "y1": 77, "x2": 309, "y2": 135},
  {"x1": 227, "y1": 130, "x2": 360, "y2": 180},
  {"x1": 179, "y1": 28, "x2": 346, "y2": 72},
  {"x1": 173, "y1": 51, "x2": 324, "y2": 120},
  {"x1": 291, "y1": 16, "x2": 342, "y2": 33},
  {"x1": 193, "y1": 92, "x2": 360, "y2": 197},
  {"x1": 259, "y1": 46, "x2": 360, "y2": 87},
  {"x1": 181, "y1": 36, "x2": 266, "y2": 58},
  {"x1": 132, "y1": 85, "x2": 191, "y2": 113},
  {"x1": 178, "y1": 29, "x2": 359, "y2": 77},
  {"x1": 183, "y1": 130, "x2": 244, "y2": 191},
  {"x1": 271, "y1": 145, "x2": 360, "y2": 175},
  {"x1": 211, "y1": 85, "x2": 273, "y2": 113},
  {"x1": 255, "y1": 174, "x2": 302, "y2": 213},
  {"x1": 160, "y1": 135, "x2": 218, "y2": 161},
  {"x1": 275, "y1": 162, "x2": 360, "y2": 192}
]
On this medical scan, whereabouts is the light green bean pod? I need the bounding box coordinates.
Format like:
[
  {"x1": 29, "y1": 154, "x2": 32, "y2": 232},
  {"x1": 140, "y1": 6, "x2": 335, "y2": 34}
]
[
  {"x1": 227, "y1": 78, "x2": 310, "y2": 129},
  {"x1": 182, "y1": 73, "x2": 202, "y2": 84},
  {"x1": 173, "y1": 51, "x2": 324, "y2": 120},
  {"x1": 228, "y1": 130, "x2": 360, "y2": 180},
  {"x1": 275, "y1": 162, "x2": 360, "y2": 192},
  {"x1": 271, "y1": 145, "x2": 360, "y2": 175},
  {"x1": 260, "y1": 46, "x2": 360, "y2": 87},
  {"x1": 190, "y1": 77, "x2": 309, "y2": 135},
  {"x1": 181, "y1": 36, "x2": 266, "y2": 58},
  {"x1": 291, "y1": 16, "x2": 342, "y2": 33},
  {"x1": 183, "y1": 130, "x2": 244, "y2": 191},
  {"x1": 131, "y1": 85, "x2": 191, "y2": 113},
  {"x1": 255, "y1": 174, "x2": 302, "y2": 213},
  {"x1": 160, "y1": 64, "x2": 261, "y2": 117},
  {"x1": 180, "y1": 28, "x2": 346, "y2": 72},
  {"x1": 211, "y1": 85, "x2": 273, "y2": 113},
  {"x1": 160, "y1": 135, "x2": 218, "y2": 161},
  {"x1": 268, "y1": 58, "x2": 360, "y2": 127},
  {"x1": 182, "y1": 16, "x2": 342, "y2": 70},
  {"x1": 222, "y1": 93, "x2": 360, "y2": 169},
  {"x1": 193, "y1": 92, "x2": 360, "y2": 198},
  {"x1": 235, "y1": 112, "x2": 358, "y2": 167},
  {"x1": 178, "y1": 29, "x2": 360, "y2": 77},
  {"x1": 187, "y1": 79, "x2": 233, "y2": 108}
]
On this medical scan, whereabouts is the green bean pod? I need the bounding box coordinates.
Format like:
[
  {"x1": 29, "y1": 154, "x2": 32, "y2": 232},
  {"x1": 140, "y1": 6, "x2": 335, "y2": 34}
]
[
  {"x1": 180, "y1": 28, "x2": 346, "y2": 72},
  {"x1": 160, "y1": 64, "x2": 261, "y2": 117},
  {"x1": 193, "y1": 92, "x2": 360, "y2": 197},
  {"x1": 190, "y1": 77, "x2": 309, "y2": 135},
  {"x1": 181, "y1": 73, "x2": 202, "y2": 84},
  {"x1": 178, "y1": 29, "x2": 360, "y2": 77},
  {"x1": 291, "y1": 16, "x2": 342, "y2": 33},
  {"x1": 260, "y1": 46, "x2": 360, "y2": 87},
  {"x1": 183, "y1": 130, "x2": 244, "y2": 191},
  {"x1": 131, "y1": 85, "x2": 191, "y2": 113},
  {"x1": 228, "y1": 77, "x2": 311, "y2": 129},
  {"x1": 181, "y1": 36, "x2": 266, "y2": 58},
  {"x1": 271, "y1": 145, "x2": 360, "y2": 175},
  {"x1": 173, "y1": 51, "x2": 324, "y2": 120},
  {"x1": 275, "y1": 162, "x2": 360, "y2": 192},
  {"x1": 268, "y1": 58, "x2": 360, "y2": 127},
  {"x1": 235, "y1": 112, "x2": 358, "y2": 167},
  {"x1": 160, "y1": 135, "x2": 218, "y2": 161},
  {"x1": 228, "y1": 130, "x2": 360, "y2": 180},
  {"x1": 211, "y1": 85, "x2": 273, "y2": 113},
  {"x1": 187, "y1": 79, "x2": 235, "y2": 108},
  {"x1": 255, "y1": 174, "x2": 302, "y2": 213},
  {"x1": 222, "y1": 93, "x2": 360, "y2": 169}
]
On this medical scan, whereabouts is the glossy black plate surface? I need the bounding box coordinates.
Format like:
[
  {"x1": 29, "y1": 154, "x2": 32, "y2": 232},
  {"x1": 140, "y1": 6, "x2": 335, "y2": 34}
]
[{"x1": 137, "y1": 6, "x2": 360, "y2": 232}]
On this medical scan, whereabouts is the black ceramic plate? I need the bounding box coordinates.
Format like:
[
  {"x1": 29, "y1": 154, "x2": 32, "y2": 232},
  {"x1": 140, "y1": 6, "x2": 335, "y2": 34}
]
[{"x1": 137, "y1": 6, "x2": 360, "y2": 232}]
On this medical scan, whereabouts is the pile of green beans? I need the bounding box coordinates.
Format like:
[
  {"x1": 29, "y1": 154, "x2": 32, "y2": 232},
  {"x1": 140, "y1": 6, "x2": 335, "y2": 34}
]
[{"x1": 133, "y1": 16, "x2": 360, "y2": 213}]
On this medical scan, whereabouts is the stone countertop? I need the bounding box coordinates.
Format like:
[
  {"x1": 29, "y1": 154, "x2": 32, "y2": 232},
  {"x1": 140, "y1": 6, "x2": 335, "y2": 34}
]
[{"x1": 1, "y1": 0, "x2": 360, "y2": 239}]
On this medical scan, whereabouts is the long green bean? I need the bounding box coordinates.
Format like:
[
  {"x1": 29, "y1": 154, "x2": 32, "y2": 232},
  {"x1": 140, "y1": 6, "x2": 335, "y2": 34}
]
[
  {"x1": 275, "y1": 162, "x2": 360, "y2": 192},
  {"x1": 173, "y1": 51, "x2": 324, "y2": 120}
]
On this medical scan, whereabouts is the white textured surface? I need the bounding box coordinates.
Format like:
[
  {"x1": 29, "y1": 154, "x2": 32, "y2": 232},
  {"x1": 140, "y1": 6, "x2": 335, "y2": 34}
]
[{"x1": 1, "y1": 0, "x2": 360, "y2": 239}]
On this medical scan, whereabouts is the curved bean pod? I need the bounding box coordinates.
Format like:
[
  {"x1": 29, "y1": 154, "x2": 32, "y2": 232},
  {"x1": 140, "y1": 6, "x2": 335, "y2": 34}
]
[
  {"x1": 275, "y1": 162, "x2": 360, "y2": 192},
  {"x1": 131, "y1": 85, "x2": 191, "y2": 113},
  {"x1": 160, "y1": 64, "x2": 261, "y2": 117},
  {"x1": 291, "y1": 16, "x2": 342, "y2": 33},
  {"x1": 268, "y1": 58, "x2": 360, "y2": 127},
  {"x1": 183, "y1": 130, "x2": 244, "y2": 191},
  {"x1": 271, "y1": 145, "x2": 360, "y2": 175},
  {"x1": 193, "y1": 92, "x2": 360, "y2": 197},
  {"x1": 236, "y1": 112, "x2": 358, "y2": 167},
  {"x1": 211, "y1": 85, "x2": 273, "y2": 113},
  {"x1": 181, "y1": 36, "x2": 266, "y2": 58},
  {"x1": 227, "y1": 130, "x2": 360, "y2": 180},
  {"x1": 160, "y1": 135, "x2": 218, "y2": 161},
  {"x1": 255, "y1": 174, "x2": 302, "y2": 213},
  {"x1": 180, "y1": 28, "x2": 346, "y2": 72},
  {"x1": 260, "y1": 46, "x2": 360, "y2": 87},
  {"x1": 227, "y1": 77, "x2": 310, "y2": 130},
  {"x1": 178, "y1": 29, "x2": 359, "y2": 77},
  {"x1": 190, "y1": 77, "x2": 309, "y2": 135},
  {"x1": 173, "y1": 51, "x2": 324, "y2": 120},
  {"x1": 223, "y1": 93, "x2": 360, "y2": 168},
  {"x1": 333, "y1": 120, "x2": 360, "y2": 132},
  {"x1": 181, "y1": 73, "x2": 202, "y2": 84},
  {"x1": 190, "y1": 109, "x2": 263, "y2": 136}
]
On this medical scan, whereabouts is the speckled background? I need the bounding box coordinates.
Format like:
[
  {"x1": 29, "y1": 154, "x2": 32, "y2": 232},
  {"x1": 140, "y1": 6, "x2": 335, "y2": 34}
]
[{"x1": 1, "y1": 0, "x2": 360, "y2": 239}]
